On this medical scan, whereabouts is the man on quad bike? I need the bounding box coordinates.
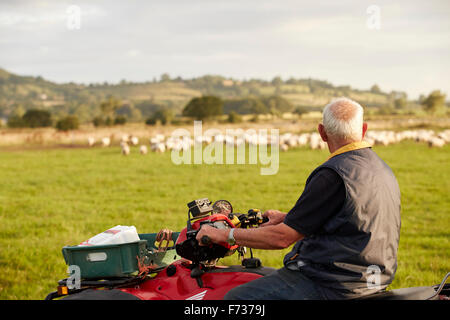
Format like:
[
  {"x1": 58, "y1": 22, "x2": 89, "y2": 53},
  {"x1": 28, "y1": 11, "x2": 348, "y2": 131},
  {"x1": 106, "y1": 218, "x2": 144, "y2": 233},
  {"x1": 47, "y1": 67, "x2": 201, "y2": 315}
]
[{"x1": 196, "y1": 97, "x2": 401, "y2": 300}]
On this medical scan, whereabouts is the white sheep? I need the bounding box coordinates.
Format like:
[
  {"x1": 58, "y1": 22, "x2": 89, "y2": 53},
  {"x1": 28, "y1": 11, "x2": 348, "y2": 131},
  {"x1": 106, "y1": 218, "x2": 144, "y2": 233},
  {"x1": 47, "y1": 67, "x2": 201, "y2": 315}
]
[
  {"x1": 101, "y1": 137, "x2": 111, "y2": 147},
  {"x1": 151, "y1": 142, "x2": 166, "y2": 153},
  {"x1": 280, "y1": 143, "x2": 289, "y2": 152},
  {"x1": 121, "y1": 135, "x2": 129, "y2": 144},
  {"x1": 121, "y1": 143, "x2": 130, "y2": 155},
  {"x1": 87, "y1": 137, "x2": 95, "y2": 147},
  {"x1": 130, "y1": 136, "x2": 139, "y2": 146},
  {"x1": 309, "y1": 133, "x2": 321, "y2": 150},
  {"x1": 286, "y1": 137, "x2": 298, "y2": 147},
  {"x1": 438, "y1": 130, "x2": 450, "y2": 143},
  {"x1": 297, "y1": 134, "x2": 309, "y2": 146},
  {"x1": 428, "y1": 137, "x2": 445, "y2": 148},
  {"x1": 139, "y1": 145, "x2": 148, "y2": 154},
  {"x1": 155, "y1": 134, "x2": 165, "y2": 142}
]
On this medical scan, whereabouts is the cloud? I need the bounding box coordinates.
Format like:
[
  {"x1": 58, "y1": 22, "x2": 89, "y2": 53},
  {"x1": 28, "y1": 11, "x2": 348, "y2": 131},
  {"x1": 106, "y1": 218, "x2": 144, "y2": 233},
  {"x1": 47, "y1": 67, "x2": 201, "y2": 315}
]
[
  {"x1": 126, "y1": 49, "x2": 142, "y2": 58},
  {"x1": 0, "y1": 0, "x2": 448, "y2": 98}
]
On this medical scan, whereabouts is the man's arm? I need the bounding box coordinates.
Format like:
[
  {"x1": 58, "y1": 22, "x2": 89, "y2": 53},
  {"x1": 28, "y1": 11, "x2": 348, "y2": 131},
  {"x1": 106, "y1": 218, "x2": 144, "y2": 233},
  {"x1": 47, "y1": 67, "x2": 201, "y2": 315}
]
[{"x1": 195, "y1": 222, "x2": 304, "y2": 250}]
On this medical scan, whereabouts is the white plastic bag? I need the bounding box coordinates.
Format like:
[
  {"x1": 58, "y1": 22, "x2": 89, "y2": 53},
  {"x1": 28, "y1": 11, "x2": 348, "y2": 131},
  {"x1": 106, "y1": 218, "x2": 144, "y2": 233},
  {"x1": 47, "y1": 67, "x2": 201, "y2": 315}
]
[{"x1": 79, "y1": 225, "x2": 140, "y2": 246}]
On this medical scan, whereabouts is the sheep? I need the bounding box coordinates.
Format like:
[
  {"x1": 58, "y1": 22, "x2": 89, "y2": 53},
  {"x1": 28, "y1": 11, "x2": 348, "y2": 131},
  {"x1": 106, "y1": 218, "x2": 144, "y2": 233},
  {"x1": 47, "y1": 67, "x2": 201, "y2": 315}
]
[
  {"x1": 194, "y1": 135, "x2": 204, "y2": 146},
  {"x1": 428, "y1": 137, "x2": 445, "y2": 148},
  {"x1": 235, "y1": 137, "x2": 245, "y2": 147},
  {"x1": 309, "y1": 133, "x2": 321, "y2": 150},
  {"x1": 224, "y1": 135, "x2": 235, "y2": 146},
  {"x1": 318, "y1": 140, "x2": 328, "y2": 150},
  {"x1": 130, "y1": 136, "x2": 139, "y2": 146},
  {"x1": 297, "y1": 134, "x2": 309, "y2": 146},
  {"x1": 203, "y1": 135, "x2": 213, "y2": 144},
  {"x1": 139, "y1": 145, "x2": 148, "y2": 154},
  {"x1": 151, "y1": 142, "x2": 166, "y2": 153},
  {"x1": 438, "y1": 130, "x2": 450, "y2": 143},
  {"x1": 101, "y1": 137, "x2": 111, "y2": 147},
  {"x1": 87, "y1": 137, "x2": 95, "y2": 147},
  {"x1": 286, "y1": 137, "x2": 298, "y2": 147},
  {"x1": 121, "y1": 142, "x2": 130, "y2": 155},
  {"x1": 165, "y1": 137, "x2": 176, "y2": 151},
  {"x1": 214, "y1": 134, "x2": 224, "y2": 143},
  {"x1": 280, "y1": 143, "x2": 289, "y2": 152},
  {"x1": 244, "y1": 133, "x2": 258, "y2": 146},
  {"x1": 120, "y1": 135, "x2": 129, "y2": 144}
]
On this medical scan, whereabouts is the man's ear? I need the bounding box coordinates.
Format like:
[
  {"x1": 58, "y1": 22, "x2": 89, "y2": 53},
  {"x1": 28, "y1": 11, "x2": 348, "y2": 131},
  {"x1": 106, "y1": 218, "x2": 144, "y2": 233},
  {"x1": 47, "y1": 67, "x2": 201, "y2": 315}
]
[
  {"x1": 362, "y1": 122, "x2": 368, "y2": 140},
  {"x1": 318, "y1": 124, "x2": 328, "y2": 142}
]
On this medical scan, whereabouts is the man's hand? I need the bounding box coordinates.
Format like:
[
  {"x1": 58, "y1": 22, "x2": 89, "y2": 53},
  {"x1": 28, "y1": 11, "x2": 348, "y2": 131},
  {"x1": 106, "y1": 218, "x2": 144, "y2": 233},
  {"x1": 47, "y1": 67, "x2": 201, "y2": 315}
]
[
  {"x1": 195, "y1": 224, "x2": 228, "y2": 246},
  {"x1": 261, "y1": 210, "x2": 286, "y2": 227}
]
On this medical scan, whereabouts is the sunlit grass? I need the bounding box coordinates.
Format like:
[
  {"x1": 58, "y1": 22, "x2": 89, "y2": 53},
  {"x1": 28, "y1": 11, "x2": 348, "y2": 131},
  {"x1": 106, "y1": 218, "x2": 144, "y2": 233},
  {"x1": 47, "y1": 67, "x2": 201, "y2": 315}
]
[{"x1": 0, "y1": 141, "x2": 448, "y2": 299}]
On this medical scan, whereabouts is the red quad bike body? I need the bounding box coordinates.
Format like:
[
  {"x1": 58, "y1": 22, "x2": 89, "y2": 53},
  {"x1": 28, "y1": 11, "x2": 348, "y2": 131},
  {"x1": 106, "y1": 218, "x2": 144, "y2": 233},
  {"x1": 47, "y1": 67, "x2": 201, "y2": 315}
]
[{"x1": 119, "y1": 260, "x2": 269, "y2": 300}]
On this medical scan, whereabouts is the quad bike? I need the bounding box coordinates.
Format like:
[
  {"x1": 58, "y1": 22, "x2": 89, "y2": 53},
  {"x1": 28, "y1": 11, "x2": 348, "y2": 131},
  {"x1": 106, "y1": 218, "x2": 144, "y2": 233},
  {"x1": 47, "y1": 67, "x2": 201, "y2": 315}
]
[{"x1": 45, "y1": 198, "x2": 450, "y2": 300}]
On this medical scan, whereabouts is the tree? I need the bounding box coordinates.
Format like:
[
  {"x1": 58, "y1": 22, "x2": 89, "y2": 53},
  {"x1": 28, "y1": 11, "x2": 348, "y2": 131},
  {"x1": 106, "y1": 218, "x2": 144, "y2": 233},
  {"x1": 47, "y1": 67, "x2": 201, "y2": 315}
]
[
  {"x1": 378, "y1": 105, "x2": 396, "y2": 115},
  {"x1": 160, "y1": 73, "x2": 171, "y2": 82},
  {"x1": 7, "y1": 115, "x2": 25, "y2": 128},
  {"x1": 56, "y1": 115, "x2": 79, "y2": 131},
  {"x1": 135, "y1": 100, "x2": 165, "y2": 118},
  {"x1": 100, "y1": 96, "x2": 121, "y2": 117},
  {"x1": 421, "y1": 90, "x2": 446, "y2": 114},
  {"x1": 182, "y1": 96, "x2": 223, "y2": 120},
  {"x1": 260, "y1": 95, "x2": 294, "y2": 114},
  {"x1": 93, "y1": 116, "x2": 105, "y2": 127},
  {"x1": 294, "y1": 106, "x2": 310, "y2": 116},
  {"x1": 370, "y1": 84, "x2": 382, "y2": 94},
  {"x1": 223, "y1": 97, "x2": 267, "y2": 115},
  {"x1": 115, "y1": 103, "x2": 142, "y2": 122},
  {"x1": 394, "y1": 97, "x2": 407, "y2": 109},
  {"x1": 146, "y1": 108, "x2": 174, "y2": 125},
  {"x1": 22, "y1": 109, "x2": 52, "y2": 128},
  {"x1": 227, "y1": 111, "x2": 242, "y2": 123},
  {"x1": 271, "y1": 76, "x2": 283, "y2": 87},
  {"x1": 114, "y1": 116, "x2": 127, "y2": 125}
]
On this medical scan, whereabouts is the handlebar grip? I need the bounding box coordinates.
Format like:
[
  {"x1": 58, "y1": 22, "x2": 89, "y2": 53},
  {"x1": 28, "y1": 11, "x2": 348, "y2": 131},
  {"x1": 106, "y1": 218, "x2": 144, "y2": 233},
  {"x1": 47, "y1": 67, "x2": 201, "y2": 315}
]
[
  {"x1": 200, "y1": 235, "x2": 212, "y2": 245},
  {"x1": 262, "y1": 217, "x2": 269, "y2": 223}
]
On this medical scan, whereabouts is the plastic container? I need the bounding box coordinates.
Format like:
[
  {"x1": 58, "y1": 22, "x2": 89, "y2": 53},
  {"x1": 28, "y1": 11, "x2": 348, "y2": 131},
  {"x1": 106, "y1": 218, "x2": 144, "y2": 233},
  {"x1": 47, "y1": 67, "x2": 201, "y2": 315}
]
[
  {"x1": 62, "y1": 240, "x2": 147, "y2": 279},
  {"x1": 62, "y1": 232, "x2": 180, "y2": 280},
  {"x1": 78, "y1": 225, "x2": 140, "y2": 246}
]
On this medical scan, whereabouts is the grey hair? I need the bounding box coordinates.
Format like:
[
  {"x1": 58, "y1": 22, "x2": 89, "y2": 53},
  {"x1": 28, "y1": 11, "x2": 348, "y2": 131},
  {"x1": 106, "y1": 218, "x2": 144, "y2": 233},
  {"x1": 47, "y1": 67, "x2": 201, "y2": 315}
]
[{"x1": 322, "y1": 97, "x2": 364, "y2": 142}]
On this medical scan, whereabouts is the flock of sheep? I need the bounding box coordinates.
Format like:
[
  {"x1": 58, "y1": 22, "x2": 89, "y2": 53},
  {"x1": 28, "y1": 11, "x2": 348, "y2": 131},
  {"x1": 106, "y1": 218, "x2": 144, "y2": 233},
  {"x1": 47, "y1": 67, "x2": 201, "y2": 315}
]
[
  {"x1": 87, "y1": 128, "x2": 450, "y2": 155},
  {"x1": 277, "y1": 129, "x2": 449, "y2": 150}
]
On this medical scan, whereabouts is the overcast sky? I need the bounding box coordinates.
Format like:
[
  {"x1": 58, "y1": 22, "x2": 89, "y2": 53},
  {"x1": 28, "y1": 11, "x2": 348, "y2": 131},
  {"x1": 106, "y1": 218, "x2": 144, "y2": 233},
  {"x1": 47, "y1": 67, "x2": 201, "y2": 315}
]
[{"x1": 0, "y1": 0, "x2": 449, "y2": 99}]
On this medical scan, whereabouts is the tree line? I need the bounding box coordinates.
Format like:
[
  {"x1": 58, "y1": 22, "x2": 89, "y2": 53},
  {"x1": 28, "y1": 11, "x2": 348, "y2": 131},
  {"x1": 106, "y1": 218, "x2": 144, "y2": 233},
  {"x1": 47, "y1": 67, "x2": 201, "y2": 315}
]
[{"x1": 4, "y1": 90, "x2": 448, "y2": 130}]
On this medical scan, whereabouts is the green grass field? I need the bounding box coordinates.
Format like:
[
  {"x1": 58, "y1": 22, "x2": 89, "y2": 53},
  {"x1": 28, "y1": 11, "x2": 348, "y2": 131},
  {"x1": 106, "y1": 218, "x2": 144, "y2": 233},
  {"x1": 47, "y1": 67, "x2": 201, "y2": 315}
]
[{"x1": 0, "y1": 141, "x2": 449, "y2": 299}]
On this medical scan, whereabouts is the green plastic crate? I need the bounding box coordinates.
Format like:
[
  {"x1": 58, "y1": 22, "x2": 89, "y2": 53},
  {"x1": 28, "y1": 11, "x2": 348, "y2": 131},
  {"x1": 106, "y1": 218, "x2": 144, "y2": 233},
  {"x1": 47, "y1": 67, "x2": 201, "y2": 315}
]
[{"x1": 61, "y1": 232, "x2": 180, "y2": 280}]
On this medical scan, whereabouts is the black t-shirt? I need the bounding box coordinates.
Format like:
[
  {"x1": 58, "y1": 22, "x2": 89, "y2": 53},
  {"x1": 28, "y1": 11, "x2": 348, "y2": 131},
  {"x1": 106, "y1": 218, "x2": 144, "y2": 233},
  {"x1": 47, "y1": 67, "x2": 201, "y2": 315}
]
[{"x1": 284, "y1": 168, "x2": 345, "y2": 236}]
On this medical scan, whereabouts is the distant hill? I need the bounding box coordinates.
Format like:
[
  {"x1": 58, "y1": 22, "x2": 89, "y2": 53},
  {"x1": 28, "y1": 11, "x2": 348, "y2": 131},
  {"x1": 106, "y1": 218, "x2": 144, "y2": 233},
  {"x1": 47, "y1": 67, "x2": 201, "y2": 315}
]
[{"x1": 0, "y1": 68, "x2": 410, "y2": 123}]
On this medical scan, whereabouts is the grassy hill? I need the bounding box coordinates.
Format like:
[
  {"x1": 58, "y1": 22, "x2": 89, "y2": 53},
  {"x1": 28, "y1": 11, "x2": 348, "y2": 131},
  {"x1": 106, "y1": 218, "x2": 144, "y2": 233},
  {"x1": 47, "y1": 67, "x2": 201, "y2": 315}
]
[{"x1": 0, "y1": 68, "x2": 422, "y2": 124}]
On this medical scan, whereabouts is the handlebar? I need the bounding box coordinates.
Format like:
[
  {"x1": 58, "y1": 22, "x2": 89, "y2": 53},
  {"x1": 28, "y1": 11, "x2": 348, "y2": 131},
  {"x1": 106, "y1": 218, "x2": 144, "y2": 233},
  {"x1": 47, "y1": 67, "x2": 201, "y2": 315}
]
[
  {"x1": 236, "y1": 209, "x2": 268, "y2": 228},
  {"x1": 195, "y1": 209, "x2": 267, "y2": 246}
]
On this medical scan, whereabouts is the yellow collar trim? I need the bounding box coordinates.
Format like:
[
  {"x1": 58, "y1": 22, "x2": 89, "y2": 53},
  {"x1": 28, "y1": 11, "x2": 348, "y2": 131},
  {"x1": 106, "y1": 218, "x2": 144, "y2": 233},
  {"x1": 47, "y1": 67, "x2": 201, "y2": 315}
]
[{"x1": 327, "y1": 141, "x2": 372, "y2": 160}]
